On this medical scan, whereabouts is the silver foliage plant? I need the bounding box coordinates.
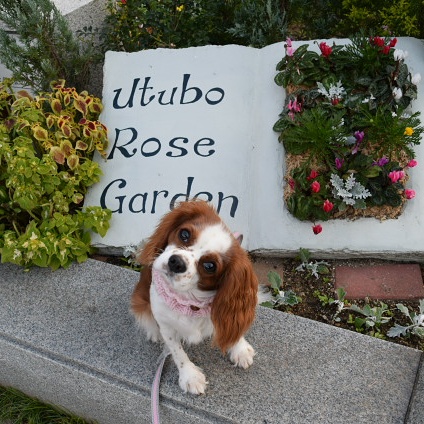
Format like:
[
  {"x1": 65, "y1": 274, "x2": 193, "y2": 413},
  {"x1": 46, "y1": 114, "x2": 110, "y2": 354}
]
[
  {"x1": 330, "y1": 173, "x2": 372, "y2": 210},
  {"x1": 388, "y1": 300, "x2": 424, "y2": 338}
]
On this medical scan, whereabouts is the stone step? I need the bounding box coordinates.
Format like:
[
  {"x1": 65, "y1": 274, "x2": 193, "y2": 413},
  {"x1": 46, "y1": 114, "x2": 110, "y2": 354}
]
[{"x1": 0, "y1": 259, "x2": 422, "y2": 423}]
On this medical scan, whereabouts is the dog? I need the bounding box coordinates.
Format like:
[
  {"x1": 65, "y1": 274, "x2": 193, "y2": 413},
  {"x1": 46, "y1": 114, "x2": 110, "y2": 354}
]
[{"x1": 131, "y1": 200, "x2": 258, "y2": 395}]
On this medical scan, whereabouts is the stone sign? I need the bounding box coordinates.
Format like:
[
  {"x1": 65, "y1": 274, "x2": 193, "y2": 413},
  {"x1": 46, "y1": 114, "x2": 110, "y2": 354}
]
[{"x1": 85, "y1": 39, "x2": 424, "y2": 260}]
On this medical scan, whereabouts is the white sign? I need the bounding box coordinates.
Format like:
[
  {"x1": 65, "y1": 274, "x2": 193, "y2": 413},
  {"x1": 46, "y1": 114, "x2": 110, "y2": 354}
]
[{"x1": 86, "y1": 39, "x2": 424, "y2": 260}]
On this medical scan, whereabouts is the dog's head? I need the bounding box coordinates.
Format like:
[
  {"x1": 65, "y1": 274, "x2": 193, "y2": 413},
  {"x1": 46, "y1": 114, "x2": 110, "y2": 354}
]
[{"x1": 138, "y1": 200, "x2": 258, "y2": 351}]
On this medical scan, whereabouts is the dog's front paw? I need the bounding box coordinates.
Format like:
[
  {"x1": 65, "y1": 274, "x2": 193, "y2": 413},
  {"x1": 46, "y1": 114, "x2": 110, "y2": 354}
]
[
  {"x1": 228, "y1": 338, "x2": 255, "y2": 369},
  {"x1": 179, "y1": 363, "x2": 208, "y2": 395}
]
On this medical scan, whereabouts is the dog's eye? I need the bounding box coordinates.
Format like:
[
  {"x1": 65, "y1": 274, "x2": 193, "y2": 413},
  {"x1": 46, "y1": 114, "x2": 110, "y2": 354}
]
[
  {"x1": 202, "y1": 261, "x2": 216, "y2": 273},
  {"x1": 179, "y1": 229, "x2": 191, "y2": 243}
]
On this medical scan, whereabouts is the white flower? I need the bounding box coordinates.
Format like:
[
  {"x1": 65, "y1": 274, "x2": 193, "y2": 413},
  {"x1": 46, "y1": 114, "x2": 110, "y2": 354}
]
[
  {"x1": 392, "y1": 87, "x2": 403, "y2": 100},
  {"x1": 361, "y1": 93, "x2": 376, "y2": 104},
  {"x1": 412, "y1": 73, "x2": 421, "y2": 85},
  {"x1": 394, "y1": 49, "x2": 408, "y2": 61}
]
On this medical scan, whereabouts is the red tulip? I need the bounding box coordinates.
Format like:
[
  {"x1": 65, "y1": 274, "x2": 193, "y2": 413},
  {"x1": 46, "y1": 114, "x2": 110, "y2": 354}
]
[
  {"x1": 323, "y1": 199, "x2": 334, "y2": 213},
  {"x1": 311, "y1": 181, "x2": 321, "y2": 193},
  {"x1": 312, "y1": 224, "x2": 323, "y2": 235},
  {"x1": 319, "y1": 42, "x2": 332, "y2": 58}
]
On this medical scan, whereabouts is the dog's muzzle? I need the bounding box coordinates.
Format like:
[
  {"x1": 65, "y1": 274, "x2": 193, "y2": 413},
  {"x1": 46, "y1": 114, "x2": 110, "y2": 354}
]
[{"x1": 168, "y1": 254, "x2": 187, "y2": 274}]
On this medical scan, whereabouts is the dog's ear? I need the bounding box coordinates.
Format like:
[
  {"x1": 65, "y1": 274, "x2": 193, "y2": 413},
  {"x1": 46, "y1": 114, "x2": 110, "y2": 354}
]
[
  {"x1": 233, "y1": 232, "x2": 243, "y2": 245},
  {"x1": 136, "y1": 214, "x2": 174, "y2": 265},
  {"x1": 211, "y1": 248, "x2": 258, "y2": 353}
]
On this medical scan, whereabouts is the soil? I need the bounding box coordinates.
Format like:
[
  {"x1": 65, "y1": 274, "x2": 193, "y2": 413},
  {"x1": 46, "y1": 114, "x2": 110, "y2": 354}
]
[
  {"x1": 92, "y1": 254, "x2": 424, "y2": 352},
  {"x1": 251, "y1": 255, "x2": 424, "y2": 352}
]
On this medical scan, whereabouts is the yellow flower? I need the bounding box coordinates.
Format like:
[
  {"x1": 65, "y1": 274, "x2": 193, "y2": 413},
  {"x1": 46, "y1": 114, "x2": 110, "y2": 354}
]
[
  {"x1": 404, "y1": 127, "x2": 414, "y2": 136},
  {"x1": 176, "y1": 5, "x2": 184, "y2": 12}
]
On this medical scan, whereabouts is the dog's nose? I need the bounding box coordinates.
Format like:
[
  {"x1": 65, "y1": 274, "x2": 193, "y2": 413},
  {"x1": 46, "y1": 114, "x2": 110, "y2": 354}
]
[{"x1": 168, "y1": 254, "x2": 187, "y2": 273}]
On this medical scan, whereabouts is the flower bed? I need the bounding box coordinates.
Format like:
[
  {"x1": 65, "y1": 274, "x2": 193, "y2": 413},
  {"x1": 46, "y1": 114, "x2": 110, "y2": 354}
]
[{"x1": 273, "y1": 34, "x2": 423, "y2": 233}]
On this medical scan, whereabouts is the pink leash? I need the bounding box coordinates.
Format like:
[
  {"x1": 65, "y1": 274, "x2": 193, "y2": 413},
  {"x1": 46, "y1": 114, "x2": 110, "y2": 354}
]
[{"x1": 151, "y1": 348, "x2": 170, "y2": 424}]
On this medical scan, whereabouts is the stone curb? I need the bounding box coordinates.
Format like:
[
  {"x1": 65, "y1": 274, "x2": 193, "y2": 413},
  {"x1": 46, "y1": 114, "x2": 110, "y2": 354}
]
[{"x1": 0, "y1": 259, "x2": 423, "y2": 423}]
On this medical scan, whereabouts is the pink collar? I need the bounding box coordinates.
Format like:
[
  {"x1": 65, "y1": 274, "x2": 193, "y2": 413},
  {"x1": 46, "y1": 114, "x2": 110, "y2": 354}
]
[{"x1": 152, "y1": 269, "x2": 213, "y2": 317}]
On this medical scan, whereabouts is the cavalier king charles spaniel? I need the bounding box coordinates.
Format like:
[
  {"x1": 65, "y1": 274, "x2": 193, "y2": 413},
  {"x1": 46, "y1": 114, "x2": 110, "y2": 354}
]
[{"x1": 131, "y1": 200, "x2": 258, "y2": 395}]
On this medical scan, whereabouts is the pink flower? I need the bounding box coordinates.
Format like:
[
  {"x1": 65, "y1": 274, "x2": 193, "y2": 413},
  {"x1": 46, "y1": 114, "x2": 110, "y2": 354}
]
[
  {"x1": 311, "y1": 181, "x2": 321, "y2": 193},
  {"x1": 388, "y1": 170, "x2": 405, "y2": 183},
  {"x1": 319, "y1": 42, "x2": 332, "y2": 58},
  {"x1": 287, "y1": 98, "x2": 301, "y2": 121},
  {"x1": 335, "y1": 158, "x2": 344, "y2": 169},
  {"x1": 287, "y1": 46, "x2": 295, "y2": 56},
  {"x1": 312, "y1": 224, "x2": 323, "y2": 235},
  {"x1": 288, "y1": 178, "x2": 296, "y2": 190},
  {"x1": 286, "y1": 38, "x2": 295, "y2": 56},
  {"x1": 407, "y1": 159, "x2": 418, "y2": 168},
  {"x1": 288, "y1": 98, "x2": 302, "y2": 112},
  {"x1": 373, "y1": 157, "x2": 389, "y2": 167},
  {"x1": 405, "y1": 189, "x2": 416, "y2": 199},
  {"x1": 352, "y1": 130, "x2": 364, "y2": 154},
  {"x1": 323, "y1": 199, "x2": 334, "y2": 213},
  {"x1": 354, "y1": 130, "x2": 364, "y2": 142}
]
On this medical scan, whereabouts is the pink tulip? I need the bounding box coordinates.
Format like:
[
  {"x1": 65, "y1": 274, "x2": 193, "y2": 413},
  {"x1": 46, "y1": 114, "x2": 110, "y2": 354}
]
[{"x1": 388, "y1": 170, "x2": 405, "y2": 183}]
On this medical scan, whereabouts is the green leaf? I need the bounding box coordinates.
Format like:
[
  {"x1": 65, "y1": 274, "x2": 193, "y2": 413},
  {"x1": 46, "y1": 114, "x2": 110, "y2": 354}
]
[
  {"x1": 413, "y1": 327, "x2": 424, "y2": 338},
  {"x1": 349, "y1": 304, "x2": 364, "y2": 315},
  {"x1": 274, "y1": 72, "x2": 287, "y2": 87},
  {"x1": 336, "y1": 287, "x2": 347, "y2": 301},
  {"x1": 298, "y1": 248, "x2": 311, "y2": 264},
  {"x1": 279, "y1": 290, "x2": 301, "y2": 306},
  {"x1": 354, "y1": 317, "x2": 366, "y2": 330},
  {"x1": 354, "y1": 199, "x2": 367, "y2": 209},
  {"x1": 316, "y1": 264, "x2": 330, "y2": 275},
  {"x1": 260, "y1": 301, "x2": 274, "y2": 309},
  {"x1": 419, "y1": 299, "x2": 424, "y2": 315},
  {"x1": 17, "y1": 196, "x2": 37, "y2": 211},
  {"x1": 273, "y1": 117, "x2": 288, "y2": 132},
  {"x1": 396, "y1": 303, "x2": 412, "y2": 320},
  {"x1": 267, "y1": 271, "x2": 282, "y2": 291}
]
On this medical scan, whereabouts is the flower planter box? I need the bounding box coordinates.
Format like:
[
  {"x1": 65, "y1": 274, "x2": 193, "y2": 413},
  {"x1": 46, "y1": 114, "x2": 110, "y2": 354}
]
[{"x1": 274, "y1": 35, "x2": 422, "y2": 230}]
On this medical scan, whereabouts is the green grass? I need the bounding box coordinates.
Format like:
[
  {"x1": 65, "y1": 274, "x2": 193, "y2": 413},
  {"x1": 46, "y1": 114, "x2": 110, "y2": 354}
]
[{"x1": 0, "y1": 386, "x2": 95, "y2": 424}]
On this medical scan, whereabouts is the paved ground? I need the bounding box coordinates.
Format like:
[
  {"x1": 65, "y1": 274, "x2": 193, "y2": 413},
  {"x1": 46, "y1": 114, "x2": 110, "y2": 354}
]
[{"x1": 252, "y1": 257, "x2": 424, "y2": 300}]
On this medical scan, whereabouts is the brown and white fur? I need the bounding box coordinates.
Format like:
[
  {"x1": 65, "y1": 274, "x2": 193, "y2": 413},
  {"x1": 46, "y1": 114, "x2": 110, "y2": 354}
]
[{"x1": 131, "y1": 200, "x2": 258, "y2": 395}]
